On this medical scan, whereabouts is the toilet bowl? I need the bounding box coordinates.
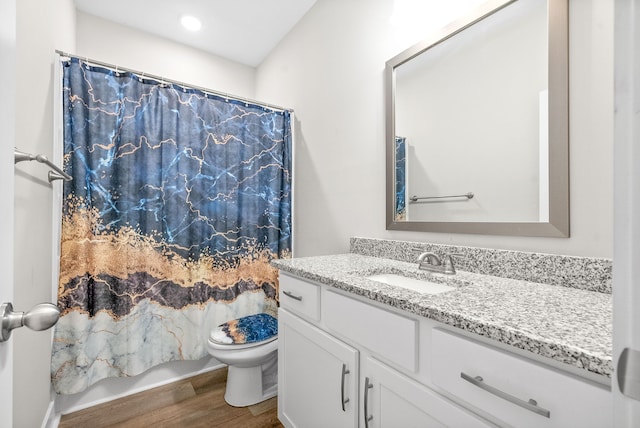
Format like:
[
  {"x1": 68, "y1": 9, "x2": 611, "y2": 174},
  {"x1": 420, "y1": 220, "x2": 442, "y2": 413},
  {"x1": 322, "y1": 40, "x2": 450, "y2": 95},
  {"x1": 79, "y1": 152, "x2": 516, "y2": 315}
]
[{"x1": 207, "y1": 313, "x2": 278, "y2": 407}]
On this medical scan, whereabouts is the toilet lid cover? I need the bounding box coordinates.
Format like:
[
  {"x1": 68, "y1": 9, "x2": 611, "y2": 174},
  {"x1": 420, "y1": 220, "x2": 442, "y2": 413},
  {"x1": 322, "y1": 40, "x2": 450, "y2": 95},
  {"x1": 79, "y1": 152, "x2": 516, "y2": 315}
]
[{"x1": 210, "y1": 313, "x2": 278, "y2": 345}]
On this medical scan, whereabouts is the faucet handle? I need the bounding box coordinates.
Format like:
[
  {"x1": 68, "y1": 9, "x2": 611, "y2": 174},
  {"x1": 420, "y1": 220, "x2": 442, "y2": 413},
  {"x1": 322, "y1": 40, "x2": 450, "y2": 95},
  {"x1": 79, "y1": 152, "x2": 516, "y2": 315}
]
[
  {"x1": 442, "y1": 253, "x2": 464, "y2": 274},
  {"x1": 417, "y1": 251, "x2": 441, "y2": 266}
]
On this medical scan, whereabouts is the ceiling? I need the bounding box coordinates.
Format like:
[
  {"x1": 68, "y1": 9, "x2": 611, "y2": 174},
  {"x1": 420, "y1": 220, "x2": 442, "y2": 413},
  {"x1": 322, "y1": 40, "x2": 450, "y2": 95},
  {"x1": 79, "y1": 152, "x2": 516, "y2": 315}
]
[{"x1": 73, "y1": 0, "x2": 317, "y2": 67}]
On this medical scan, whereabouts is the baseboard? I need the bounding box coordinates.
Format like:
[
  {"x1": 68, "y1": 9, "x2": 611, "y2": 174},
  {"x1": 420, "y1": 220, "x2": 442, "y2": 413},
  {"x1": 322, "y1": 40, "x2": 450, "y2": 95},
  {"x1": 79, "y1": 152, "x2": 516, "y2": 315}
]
[
  {"x1": 42, "y1": 399, "x2": 60, "y2": 428},
  {"x1": 52, "y1": 357, "x2": 224, "y2": 420}
]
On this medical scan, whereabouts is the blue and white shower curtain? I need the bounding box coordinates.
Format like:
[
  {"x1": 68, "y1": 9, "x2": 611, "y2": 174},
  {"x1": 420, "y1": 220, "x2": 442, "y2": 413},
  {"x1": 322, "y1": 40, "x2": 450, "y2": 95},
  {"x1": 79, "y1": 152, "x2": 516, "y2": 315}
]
[
  {"x1": 395, "y1": 136, "x2": 406, "y2": 221},
  {"x1": 51, "y1": 58, "x2": 292, "y2": 394}
]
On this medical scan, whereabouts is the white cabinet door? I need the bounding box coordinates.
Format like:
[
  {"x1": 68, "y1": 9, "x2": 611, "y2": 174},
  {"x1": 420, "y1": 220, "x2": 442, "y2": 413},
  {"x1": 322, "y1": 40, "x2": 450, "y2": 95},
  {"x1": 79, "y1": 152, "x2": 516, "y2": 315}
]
[
  {"x1": 362, "y1": 357, "x2": 493, "y2": 428},
  {"x1": 279, "y1": 308, "x2": 359, "y2": 428}
]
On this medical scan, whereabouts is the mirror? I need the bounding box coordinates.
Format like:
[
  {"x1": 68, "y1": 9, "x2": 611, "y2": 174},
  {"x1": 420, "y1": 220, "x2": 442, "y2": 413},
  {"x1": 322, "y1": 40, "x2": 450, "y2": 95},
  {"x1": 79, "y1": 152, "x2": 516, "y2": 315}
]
[{"x1": 385, "y1": 0, "x2": 568, "y2": 237}]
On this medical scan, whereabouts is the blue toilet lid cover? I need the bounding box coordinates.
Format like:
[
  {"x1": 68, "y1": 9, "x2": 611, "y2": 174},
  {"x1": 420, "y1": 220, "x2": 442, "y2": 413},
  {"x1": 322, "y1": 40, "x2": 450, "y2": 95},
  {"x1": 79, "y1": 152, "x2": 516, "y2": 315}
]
[{"x1": 211, "y1": 313, "x2": 278, "y2": 345}]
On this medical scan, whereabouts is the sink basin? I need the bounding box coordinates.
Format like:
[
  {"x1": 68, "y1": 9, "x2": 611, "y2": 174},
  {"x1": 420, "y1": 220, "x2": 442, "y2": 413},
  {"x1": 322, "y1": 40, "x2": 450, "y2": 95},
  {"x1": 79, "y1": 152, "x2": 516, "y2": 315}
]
[{"x1": 366, "y1": 273, "x2": 455, "y2": 294}]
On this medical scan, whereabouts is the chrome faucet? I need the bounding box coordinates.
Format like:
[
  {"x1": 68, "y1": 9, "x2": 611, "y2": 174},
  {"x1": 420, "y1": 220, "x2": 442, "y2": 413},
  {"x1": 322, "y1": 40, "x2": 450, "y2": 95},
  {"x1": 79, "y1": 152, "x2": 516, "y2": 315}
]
[{"x1": 416, "y1": 252, "x2": 462, "y2": 275}]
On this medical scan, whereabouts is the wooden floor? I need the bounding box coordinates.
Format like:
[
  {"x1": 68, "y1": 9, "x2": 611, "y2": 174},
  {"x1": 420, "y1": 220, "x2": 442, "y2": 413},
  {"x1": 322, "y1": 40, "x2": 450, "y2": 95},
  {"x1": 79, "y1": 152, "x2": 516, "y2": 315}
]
[{"x1": 58, "y1": 368, "x2": 284, "y2": 428}]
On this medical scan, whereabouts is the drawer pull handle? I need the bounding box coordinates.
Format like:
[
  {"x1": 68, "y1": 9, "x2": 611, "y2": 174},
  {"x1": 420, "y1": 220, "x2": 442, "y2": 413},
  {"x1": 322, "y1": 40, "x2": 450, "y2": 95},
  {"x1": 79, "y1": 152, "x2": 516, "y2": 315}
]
[
  {"x1": 364, "y1": 377, "x2": 374, "y2": 427},
  {"x1": 283, "y1": 290, "x2": 303, "y2": 301},
  {"x1": 341, "y1": 364, "x2": 350, "y2": 411},
  {"x1": 460, "y1": 372, "x2": 551, "y2": 418}
]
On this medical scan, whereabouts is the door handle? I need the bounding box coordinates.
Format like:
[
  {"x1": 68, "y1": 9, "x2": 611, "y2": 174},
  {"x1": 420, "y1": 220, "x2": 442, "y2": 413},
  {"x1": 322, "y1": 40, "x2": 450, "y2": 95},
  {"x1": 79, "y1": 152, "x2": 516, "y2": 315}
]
[
  {"x1": 282, "y1": 290, "x2": 303, "y2": 301},
  {"x1": 0, "y1": 302, "x2": 60, "y2": 342},
  {"x1": 618, "y1": 347, "x2": 640, "y2": 400},
  {"x1": 340, "y1": 363, "x2": 350, "y2": 411},
  {"x1": 461, "y1": 372, "x2": 550, "y2": 418},
  {"x1": 364, "y1": 377, "x2": 373, "y2": 428}
]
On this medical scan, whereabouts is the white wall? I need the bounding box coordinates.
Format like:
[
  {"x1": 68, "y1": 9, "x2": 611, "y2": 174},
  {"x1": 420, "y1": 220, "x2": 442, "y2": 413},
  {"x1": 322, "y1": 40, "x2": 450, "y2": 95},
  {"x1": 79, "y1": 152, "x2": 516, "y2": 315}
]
[
  {"x1": 76, "y1": 12, "x2": 257, "y2": 100},
  {"x1": 257, "y1": 0, "x2": 613, "y2": 258},
  {"x1": 13, "y1": 0, "x2": 75, "y2": 427}
]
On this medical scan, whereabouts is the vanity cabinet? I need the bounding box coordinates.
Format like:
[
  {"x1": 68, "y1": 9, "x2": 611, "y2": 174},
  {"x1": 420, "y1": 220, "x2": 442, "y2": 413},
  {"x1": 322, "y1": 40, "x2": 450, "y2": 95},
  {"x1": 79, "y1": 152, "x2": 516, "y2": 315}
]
[
  {"x1": 277, "y1": 272, "x2": 611, "y2": 427},
  {"x1": 278, "y1": 272, "x2": 493, "y2": 428}
]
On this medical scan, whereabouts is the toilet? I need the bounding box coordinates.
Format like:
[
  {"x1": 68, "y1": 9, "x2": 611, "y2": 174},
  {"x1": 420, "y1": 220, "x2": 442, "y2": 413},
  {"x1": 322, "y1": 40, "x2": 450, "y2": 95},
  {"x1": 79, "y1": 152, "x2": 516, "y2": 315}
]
[{"x1": 207, "y1": 313, "x2": 278, "y2": 407}]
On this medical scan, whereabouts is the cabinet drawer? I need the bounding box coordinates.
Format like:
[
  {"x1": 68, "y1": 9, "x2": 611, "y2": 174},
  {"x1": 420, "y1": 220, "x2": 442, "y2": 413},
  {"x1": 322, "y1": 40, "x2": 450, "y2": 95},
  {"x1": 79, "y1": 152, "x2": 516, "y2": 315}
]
[
  {"x1": 279, "y1": 273, "x2": 320, "y2": 321},
  {"x1": 324, "y1": 290, "x2": 417, "y2": 372},
  {"x1": 431, "y1": 328, "x2": 611, "y2": 428}
]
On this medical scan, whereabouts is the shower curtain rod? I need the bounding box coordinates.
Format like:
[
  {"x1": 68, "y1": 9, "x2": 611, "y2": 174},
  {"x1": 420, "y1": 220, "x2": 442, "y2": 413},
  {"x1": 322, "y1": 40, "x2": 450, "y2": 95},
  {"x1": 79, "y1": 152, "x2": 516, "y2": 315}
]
[{"x1": 55, "y1": 50, "x2": 293, "y2": 113}]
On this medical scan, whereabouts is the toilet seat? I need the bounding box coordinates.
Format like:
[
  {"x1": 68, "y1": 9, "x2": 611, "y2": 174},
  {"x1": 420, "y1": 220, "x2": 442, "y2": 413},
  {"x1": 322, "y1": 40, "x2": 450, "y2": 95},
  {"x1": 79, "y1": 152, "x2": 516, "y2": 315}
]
[
  {"x1": 209, "y1": 313, "x2": 278, "y2": 349},
  {"x1": 208, "y1": 333, "x2": 277, "y2": 350}
]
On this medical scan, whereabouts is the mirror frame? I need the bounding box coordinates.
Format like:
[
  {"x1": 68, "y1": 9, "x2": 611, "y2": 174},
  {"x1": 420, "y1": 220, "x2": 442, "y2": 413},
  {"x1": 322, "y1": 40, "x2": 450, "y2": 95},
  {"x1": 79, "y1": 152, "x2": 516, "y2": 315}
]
[{"x1": 385, "y1": 0, "x2": 569, "y2": 237}]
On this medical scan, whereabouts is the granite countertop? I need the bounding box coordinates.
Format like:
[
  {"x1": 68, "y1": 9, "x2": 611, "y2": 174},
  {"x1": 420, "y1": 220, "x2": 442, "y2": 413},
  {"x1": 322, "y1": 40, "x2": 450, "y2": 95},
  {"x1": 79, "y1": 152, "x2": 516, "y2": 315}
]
[{"x1": 272, "y1": 253, "x2": 613, "y2": 378}]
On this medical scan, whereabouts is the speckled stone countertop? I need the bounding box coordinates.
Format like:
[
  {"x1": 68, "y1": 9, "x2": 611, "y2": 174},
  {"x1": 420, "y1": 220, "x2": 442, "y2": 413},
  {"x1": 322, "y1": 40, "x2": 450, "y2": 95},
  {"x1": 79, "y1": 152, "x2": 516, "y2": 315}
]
[{"x1": 272, "y1": 253, "x2": 612, "y2": 378}]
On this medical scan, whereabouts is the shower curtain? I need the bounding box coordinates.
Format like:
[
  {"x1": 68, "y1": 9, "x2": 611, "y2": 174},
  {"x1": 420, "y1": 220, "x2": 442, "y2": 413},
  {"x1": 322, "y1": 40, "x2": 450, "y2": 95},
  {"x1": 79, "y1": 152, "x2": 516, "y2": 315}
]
[
  {"x1": 51, "y1": 58, "x2": 292, "y2": 395},
  {"x1": 395, "y1": 136, "x2": 406, "y2": 221}
]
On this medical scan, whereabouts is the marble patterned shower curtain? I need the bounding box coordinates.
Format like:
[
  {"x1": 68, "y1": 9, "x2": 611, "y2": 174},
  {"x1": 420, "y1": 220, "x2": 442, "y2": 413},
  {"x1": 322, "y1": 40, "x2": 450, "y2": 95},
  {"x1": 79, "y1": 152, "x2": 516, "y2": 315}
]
[
  {"x1": 395, "y1": 136, "x2": 407, "y2": 221},
  {"x1": 51, "y1": 58, "x2": 292, "y2": 395}
]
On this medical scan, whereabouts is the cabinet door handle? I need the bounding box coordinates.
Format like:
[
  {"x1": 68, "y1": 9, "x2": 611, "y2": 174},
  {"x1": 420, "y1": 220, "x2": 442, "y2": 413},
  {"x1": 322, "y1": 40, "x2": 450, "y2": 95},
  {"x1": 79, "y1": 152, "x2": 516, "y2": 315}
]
[
  {"x1": 461, "y1": 372, "x2": 551, "y2": 418},
  {"x1": 364, "y1": 377, "x2": 374, "y2": 428},
  {"x1": 282, "y1": 290, "x2": 303, "y2": 301},
  {"x1": 341, "y1": 363, "x2": 350, "y2": 411}
]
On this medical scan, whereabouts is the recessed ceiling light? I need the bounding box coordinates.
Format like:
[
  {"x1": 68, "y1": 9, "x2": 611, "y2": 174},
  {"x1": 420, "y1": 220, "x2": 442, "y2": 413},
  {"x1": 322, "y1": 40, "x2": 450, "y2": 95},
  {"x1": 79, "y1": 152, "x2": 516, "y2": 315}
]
[{"x1": 181, "y1": 15, "x2": 202, "y2": 32}]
